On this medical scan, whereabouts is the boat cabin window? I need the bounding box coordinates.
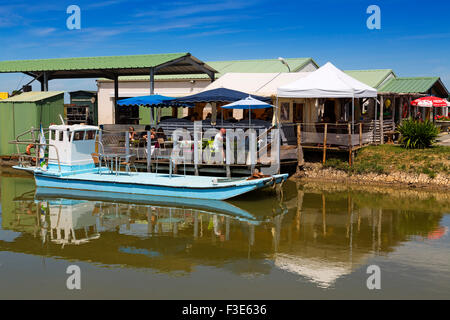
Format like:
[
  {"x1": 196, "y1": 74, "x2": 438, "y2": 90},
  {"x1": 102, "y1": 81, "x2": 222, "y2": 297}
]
[
  {"x1": 72, "y1": 131, "x2": 85, "y2": 141},
  {"x1": 50, "y1": 130, "x2": 56, "y2": 141},
  {"x1": 59, "y1": 131, "x2": 65, "y2": 142},
  {"x1": 85, "y1": 130, "x2": 96, "y2": 140}
]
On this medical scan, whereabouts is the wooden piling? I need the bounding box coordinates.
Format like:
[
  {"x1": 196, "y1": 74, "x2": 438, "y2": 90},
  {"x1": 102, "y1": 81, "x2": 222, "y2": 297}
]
[
  {"x1": 348, "y1": 123, "x2": 353, "y2": 166},
  {"x1": 322, "y1": 123, "x2": 328, "y2": 165},
  {"x1": 296, "y1": 123, "x2": 304, "y2": 172},
  {"x1": 359, "y1": 123, "x2": 363, "y2": 148}
]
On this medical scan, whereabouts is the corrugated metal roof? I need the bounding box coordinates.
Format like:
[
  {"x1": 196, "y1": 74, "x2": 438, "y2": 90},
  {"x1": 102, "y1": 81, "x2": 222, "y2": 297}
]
[
  {"x1": 0, "y1": 53, "x2": 218, "y2": 79},
  {"x1": 0, "y1": 53, "x2": 187, "y2": 72},
  {"x1": 0, "y1": 91, "x2": 64, "y2": 102},
  {"x1": 344, "y1": 69, "x2": 395, "y2": 88},
  {"x1": 379, "y1": 77, "x2": 440, "y2": 93},
  {"x1": 101, "y1": 57, "x2": 318, "y2": 82}
]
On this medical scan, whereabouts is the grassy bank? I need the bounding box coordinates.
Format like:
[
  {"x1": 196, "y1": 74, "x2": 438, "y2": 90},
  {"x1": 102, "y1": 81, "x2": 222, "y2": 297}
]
[{"x1": 323, "y1": 145, "x2": 450, "y2": 179}]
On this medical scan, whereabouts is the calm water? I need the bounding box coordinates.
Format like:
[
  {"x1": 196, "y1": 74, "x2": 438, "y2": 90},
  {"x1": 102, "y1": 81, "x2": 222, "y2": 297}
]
[{"x1": 0, "y1": 170, "x2": 449, "y2": 299}]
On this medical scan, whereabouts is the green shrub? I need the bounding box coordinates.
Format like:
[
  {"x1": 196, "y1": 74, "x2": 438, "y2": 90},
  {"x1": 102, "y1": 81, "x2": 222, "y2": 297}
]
[{"x1": 397, "y1": 119, "x2": 440, "y2": 149}]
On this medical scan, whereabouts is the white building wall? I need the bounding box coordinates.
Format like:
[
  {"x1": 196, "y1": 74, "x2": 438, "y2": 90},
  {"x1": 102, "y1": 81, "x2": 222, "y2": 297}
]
[{"x1": 97, "y1": 79, "x2": 211, "y2": 124}]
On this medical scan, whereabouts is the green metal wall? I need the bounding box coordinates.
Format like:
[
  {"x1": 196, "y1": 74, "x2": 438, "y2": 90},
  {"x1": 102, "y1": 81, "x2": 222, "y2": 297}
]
[{"x1": 0, "y1": 94, "x2": 64, "y2": 156}]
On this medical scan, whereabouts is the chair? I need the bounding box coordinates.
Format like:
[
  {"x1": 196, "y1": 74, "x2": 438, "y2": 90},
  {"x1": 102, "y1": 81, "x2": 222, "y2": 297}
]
[
  {"x1": 120, "y1": 154, "x2": 137, "y2": 174},
  {"x1": 91, "y1": 153, "x2": 108, "y2": 174}
]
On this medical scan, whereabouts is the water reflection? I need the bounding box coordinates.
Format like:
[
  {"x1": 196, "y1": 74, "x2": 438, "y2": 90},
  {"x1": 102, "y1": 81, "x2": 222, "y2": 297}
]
[{"x1": 0, "y1": 174, "x2": 448, "y2": 290}]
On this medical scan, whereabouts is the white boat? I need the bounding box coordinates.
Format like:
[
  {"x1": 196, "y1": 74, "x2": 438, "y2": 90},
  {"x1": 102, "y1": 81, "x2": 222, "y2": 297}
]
[{"x1": 12, "y1": 124, "x2": 288, "y2": 200}]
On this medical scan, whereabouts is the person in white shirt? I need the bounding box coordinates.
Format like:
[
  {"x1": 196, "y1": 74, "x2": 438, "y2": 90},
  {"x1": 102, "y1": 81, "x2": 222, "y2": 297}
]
[{"x1": 213, "y1": 128, "x2": 226, "y2": 162}]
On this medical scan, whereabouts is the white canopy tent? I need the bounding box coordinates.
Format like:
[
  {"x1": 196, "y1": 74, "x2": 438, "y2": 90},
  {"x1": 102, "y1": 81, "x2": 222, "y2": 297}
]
[{"x1": 277, "y1": 62, "x2": 378, "y2": 131}]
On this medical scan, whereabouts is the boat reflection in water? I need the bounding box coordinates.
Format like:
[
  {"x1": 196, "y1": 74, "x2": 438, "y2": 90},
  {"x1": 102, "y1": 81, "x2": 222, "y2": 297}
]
[
  {"x1": 33, "y1": 187, "x2": 277, "y2": 246},
  {"x1": 1, "y1": 175, "x2": 448, "y2": 291}
]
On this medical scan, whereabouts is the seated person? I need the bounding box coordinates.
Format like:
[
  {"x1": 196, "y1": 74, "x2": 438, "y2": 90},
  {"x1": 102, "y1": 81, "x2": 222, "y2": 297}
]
[
  {"x1": 156, "y1": 127, "x2": 166, "y2": 140},
  {"x1": 128, "y1": 126, "x2": 137, "y2": 141}
]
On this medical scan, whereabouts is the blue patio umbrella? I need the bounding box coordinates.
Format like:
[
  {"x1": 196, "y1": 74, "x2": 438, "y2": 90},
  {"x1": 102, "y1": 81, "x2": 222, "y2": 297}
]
[{"x1": 221, "y1": 96, "x2": 273, "y2": 125}]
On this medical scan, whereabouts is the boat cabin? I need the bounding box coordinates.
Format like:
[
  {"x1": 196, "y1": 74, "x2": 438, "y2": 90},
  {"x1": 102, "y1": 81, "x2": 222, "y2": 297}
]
[{"x1": 48, "y1": 124, "x2": 99, "y2": 171}]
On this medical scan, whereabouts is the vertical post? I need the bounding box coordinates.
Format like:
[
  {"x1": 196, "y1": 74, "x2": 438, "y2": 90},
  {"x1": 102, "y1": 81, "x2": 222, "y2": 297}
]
[
  {"x1": 359, "y1": 123, "x2": 363, "y2": 147},
  {"x1": 225, "y1": 130, "x2": 231, "y2": 178},
  {"x1": 408, "y1": 96, "x2": 412, "y2": 118},
  {"x1": 146, "y1": 130, "x2": 151, "y2": 172},
  {"x1": 348, "y1": 123, "x2": 352, "y2": 166},
  {"x1": 322, "y1": 123, "x2": 328, "y2": 165},
  {"x1": 113, "y1": 75, "x2": 119, "y2": 123},
  {"x1": 380, "y1": 96, "x2": 384, "y2": 144},
  {"x1": 392, "y1": 96, "x2": 396, "y2": 130},
  {"x1": 194, "y1": 121, "x2": 200, "y2": 176},
  {"x1": 399, "y1": 97, "x2": 404, "y2": 124},
  {"x1": 374, "y1": 97, "x2": 378, "y2": 144},
  {"x1": 296, "y1": 123, "x2": 304, "y2": 171},
  {"x1": 276, "y1": 126, "x2": 281, "y2": 174},
  {"x1": 149, "y1": 67, "x2": 155, "y2": 95},
  {"x1": 98, "y1": 129, "x2": 102, "y2": 152},
  {"x1": 351, "y1": 96, "x2": 355, "y2": 134},
  {"x1": 125, "y1": 131, "x2": 130, "y2": 157},
  {"x1": 43, "y1": 72, "x2": 49, "y2": 91}
]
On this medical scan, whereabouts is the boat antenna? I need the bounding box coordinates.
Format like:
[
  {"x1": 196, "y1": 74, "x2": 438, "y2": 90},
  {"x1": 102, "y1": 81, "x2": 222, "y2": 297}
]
[{"x1": 59, "y1": 114, "x2": 66, "y2": 125}]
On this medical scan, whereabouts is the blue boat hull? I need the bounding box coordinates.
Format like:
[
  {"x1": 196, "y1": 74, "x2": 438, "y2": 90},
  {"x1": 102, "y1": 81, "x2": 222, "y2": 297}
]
[{"x1": 34, "y1": 172, "x2": 287, "y2": 200}]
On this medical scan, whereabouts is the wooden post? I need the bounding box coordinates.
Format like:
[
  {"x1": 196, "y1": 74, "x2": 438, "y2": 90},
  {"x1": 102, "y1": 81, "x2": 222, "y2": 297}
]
[
  {"x1": 399, "y1": 97, "x2": 404, "y2": 124},
  {"x1": 392, "y1": 96, "x2": 396, "y2": 130},
  {"x1": 380, "y1": 96, "x2": 384, "y2": 144},
  {"x1": 408, "y1": 96, "x2": 412, "y2": 118},
  {"x1": 374, "y1": 97, "x2": 378, "y2": 144},
  {"x1": 296, "y1": 123, "x2": 304, "y2": 171},
  {"x1": 359, "y1": 123, "x2": 363, "y2": 148},
  {"x1": 322, "y1": 123, "x2": 328, "y2": 165},
  {"x1": 348, "y1": 123, "x2": 352, "y2": 166}
]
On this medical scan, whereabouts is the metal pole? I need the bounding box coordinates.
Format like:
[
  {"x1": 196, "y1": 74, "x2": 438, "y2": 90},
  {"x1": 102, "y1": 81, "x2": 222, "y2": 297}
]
[
  {"x1": 43, "y1": 72, "x2": 48, "y2": 91},
  {"x1": 352, "y1": 96, "x2": 355, "y2": 134},
  {"x1": 146, "y1": 130, "x2": 151, "y2": 172},
  {"x1": 114, "y1": 75, "x2": 119, "y2": 124},
  {"x1": 150, "y1": 67, "x2": 155, "y2": 95}
]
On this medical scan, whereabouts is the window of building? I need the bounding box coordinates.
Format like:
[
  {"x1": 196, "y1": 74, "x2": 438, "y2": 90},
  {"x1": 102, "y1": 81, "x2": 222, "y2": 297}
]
[
  {"x1": 293, "y1": 103, "x2": 303, "y2": 122},
  {"x1": 280, "y1": 102, "x2": 290, "y2": 122}
]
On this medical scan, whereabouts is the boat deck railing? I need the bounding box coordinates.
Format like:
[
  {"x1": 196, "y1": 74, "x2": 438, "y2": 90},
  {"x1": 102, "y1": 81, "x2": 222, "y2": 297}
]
[{"x1": 9, "y1": 128, "x2": 62, "y2": 173}]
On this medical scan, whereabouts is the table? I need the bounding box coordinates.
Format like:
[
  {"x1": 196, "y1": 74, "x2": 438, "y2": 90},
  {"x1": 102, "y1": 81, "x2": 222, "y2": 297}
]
[{"x1": 102, "y1": 153, "x2": 131, "y2": 175}]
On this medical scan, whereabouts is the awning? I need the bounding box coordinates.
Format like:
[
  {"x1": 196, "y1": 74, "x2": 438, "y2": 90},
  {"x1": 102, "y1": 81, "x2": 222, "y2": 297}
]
[
  {"x1": 277, "y1": 62, "x2": 378, "y2": 98},
  {"x1": 117, "y1": 94, "x2": 192, "y2": 107}
]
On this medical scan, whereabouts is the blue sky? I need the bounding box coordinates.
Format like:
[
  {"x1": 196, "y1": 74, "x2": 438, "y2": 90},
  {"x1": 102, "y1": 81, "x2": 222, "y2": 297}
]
[{"x1": 0, "y1": 0, "x2": 449, "y2": 94}]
